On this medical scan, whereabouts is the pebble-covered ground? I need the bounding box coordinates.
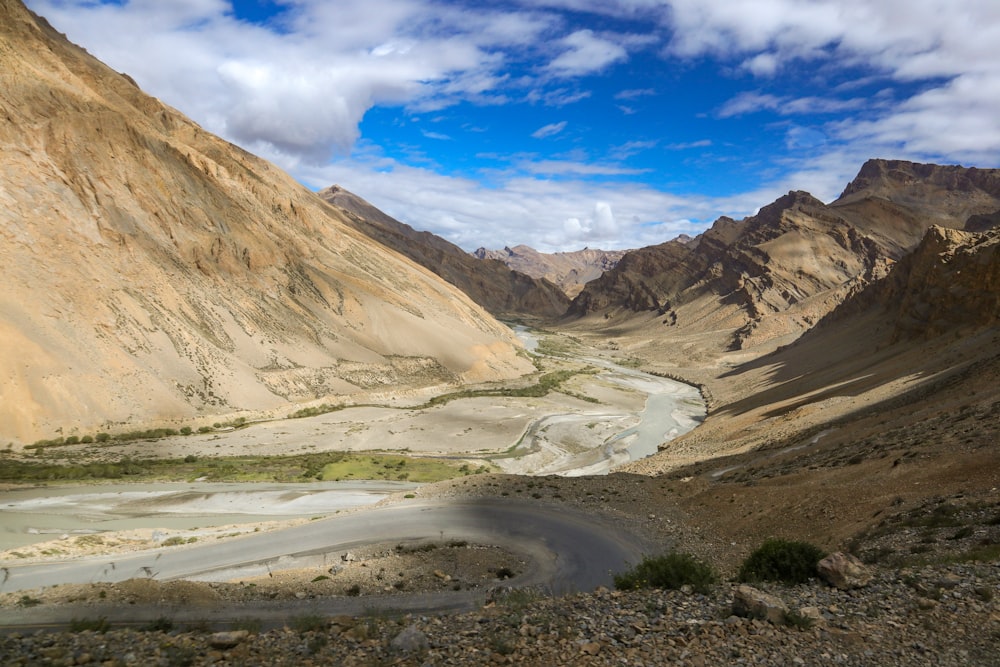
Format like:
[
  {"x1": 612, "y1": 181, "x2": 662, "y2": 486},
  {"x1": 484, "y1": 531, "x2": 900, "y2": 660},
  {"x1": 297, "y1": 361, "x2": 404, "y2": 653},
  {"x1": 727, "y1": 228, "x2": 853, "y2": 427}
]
[{"x1": 2, "y1": 561, "x2": 998, "y2": 666}]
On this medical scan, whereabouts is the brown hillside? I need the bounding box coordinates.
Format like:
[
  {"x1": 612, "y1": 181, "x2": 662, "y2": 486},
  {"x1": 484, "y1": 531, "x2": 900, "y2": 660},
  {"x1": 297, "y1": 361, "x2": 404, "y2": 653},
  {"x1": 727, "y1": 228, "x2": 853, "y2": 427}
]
[
  {"x1": 319, "y1": 186, "x2": 570, "y2": 319},
  {"x1": 0, "y1": 0, "x2": 532, "y2": 445},
  {"x1": 617, "y1": 224, "x2": 1000, "y2": 561}
]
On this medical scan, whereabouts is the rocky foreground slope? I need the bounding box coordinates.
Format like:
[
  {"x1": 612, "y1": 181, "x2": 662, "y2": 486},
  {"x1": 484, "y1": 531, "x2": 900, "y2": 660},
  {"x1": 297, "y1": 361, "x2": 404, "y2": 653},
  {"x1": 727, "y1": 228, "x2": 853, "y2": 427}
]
[
  {"x1": 2, "y1": 560, "x2": 996, "y2": 666},
  {"x1": 0, "y1": 0, "x2": 532, "y2": 444},
  {"x1": 320, "y1": 186, "x2": 570, "y2": 319}
]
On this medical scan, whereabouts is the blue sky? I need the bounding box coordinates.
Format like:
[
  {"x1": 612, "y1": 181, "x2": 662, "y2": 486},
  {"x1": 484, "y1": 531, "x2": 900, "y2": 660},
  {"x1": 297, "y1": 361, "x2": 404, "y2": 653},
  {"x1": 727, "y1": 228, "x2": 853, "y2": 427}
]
[{"x1": 26, "y1": 1, "x2": 1000, "y2": 252}]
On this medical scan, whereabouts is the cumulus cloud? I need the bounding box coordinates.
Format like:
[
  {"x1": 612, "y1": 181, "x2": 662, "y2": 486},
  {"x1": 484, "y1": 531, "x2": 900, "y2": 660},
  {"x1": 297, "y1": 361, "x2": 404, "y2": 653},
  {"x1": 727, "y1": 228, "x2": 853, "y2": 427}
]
[
  {"x1": 27, "y1": 0, "x2": 552, "y2": 164},
  {"x1": 668, "y1": 0, "x2": 1000, "y2": 164},
  {"x1": 545, "y1": 29, "x2": 629, "y2": 77},
  {"x1": 295, "y1": 156, "x2": 713, "y2": 252}
]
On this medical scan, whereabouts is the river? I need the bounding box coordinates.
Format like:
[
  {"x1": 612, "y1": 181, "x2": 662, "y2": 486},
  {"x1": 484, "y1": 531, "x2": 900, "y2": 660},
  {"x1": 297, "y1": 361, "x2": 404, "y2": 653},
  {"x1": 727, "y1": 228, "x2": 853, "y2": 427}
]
[
  {"x1": 0, "y1": 328, "x2": 705, "y2": 551},
  {"x1": 508, "y1": 326, "x2": 705, "y2": 476}
]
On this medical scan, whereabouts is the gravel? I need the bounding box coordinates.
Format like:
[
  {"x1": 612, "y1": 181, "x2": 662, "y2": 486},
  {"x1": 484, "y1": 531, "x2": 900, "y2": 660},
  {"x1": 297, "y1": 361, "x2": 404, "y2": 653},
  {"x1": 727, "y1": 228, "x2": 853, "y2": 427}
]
[{"x1": 1, "y1": 561, "x2": 997, "y2": 666}]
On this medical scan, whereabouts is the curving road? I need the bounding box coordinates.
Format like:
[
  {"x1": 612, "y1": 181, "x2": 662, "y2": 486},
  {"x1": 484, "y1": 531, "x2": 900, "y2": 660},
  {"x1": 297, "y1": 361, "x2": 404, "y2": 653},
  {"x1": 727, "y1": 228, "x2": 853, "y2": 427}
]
[{"x1": 0, "y1": 498, "x2": 655, "y2": 626}]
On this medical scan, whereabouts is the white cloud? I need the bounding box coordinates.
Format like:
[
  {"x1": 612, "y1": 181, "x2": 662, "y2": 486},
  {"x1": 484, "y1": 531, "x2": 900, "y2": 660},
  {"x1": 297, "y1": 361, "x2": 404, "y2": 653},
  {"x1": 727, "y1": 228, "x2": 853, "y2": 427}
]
[
  {"x1": 532, "y1": 121, "x2": 568, "y2": 139},
  {"x1": 517, "y1": 160, "x2": 651, "y2": 177},
  {"x1": 25, "y1": 0, "x2": 557, "y2": 165},
  {"x1": 296, "y1": 156, "x2": 715, "y2": 252},
  {"x1": 545, "y1": 29, "x2": 629, "y2": 77},
  {"x1": 669, "y1": 0, "x2": 1000, "y2": 165},
  {"x1": 615, "y1": 88, "x2": 656, "y2": 100}
]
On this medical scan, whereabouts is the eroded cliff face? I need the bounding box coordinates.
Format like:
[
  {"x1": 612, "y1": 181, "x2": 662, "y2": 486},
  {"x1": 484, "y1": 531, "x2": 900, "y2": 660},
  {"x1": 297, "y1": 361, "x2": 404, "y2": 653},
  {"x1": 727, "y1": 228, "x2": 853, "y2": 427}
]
[
  {"x1": 868, "y1": 227, "x2": 999, "y2": 341},
  {"x1": 0, "y1": 0, "x2": 532, "y2": 443},
  {"x1": 568, "y1": 161, "x2": 1000, "y2": 352},
  {"x1": 319, "y1": 186, "x2": 570, "y2": 319}
]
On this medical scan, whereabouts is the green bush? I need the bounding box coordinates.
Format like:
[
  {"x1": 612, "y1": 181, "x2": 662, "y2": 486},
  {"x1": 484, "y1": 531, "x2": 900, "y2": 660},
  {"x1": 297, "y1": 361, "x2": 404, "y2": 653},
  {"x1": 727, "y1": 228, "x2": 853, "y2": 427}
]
[
  {"x1": 613, "y1": 552, "x2": 718, "y2": 593},
  {"x1": 738, "y1": 538, "x2": 826, "y2": 585}
]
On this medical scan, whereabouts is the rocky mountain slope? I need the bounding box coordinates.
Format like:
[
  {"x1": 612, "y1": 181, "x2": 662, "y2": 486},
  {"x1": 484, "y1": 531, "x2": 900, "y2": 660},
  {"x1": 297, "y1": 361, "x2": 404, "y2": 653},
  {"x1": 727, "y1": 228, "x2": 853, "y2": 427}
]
[
  {"x1": 319, "y1": 186, "x2": 569, "y2": 319},
  {"x1": 0, "y1": 0, "x2": 532, "y2": 445},
  {"x1": 472, "y1": 244, "x2": 631, "y2": 298},
  {"x1": 568, "y1": 160, "x2": 1000, "y2": 353},
  {"x1": 621, "y1": 221, "x2": 1000, "y2": 565}
]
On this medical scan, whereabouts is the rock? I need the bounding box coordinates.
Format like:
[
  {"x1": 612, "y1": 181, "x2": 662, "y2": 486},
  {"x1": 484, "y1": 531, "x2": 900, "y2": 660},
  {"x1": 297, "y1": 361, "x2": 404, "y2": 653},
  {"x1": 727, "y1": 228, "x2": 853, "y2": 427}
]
[
  {"x1": 817, "y1": 552, "x2": 873, "y2": 590},
  {"x1": 341, "y1": 552, "x2": 357, "y2": 562},
  {"x1": 581, "y1": 641, "x2": 601, "y2": 656},
  {"x1": 390, "y1": 626, "x2": 429, "y2": 653},
  {"x1": 797, "y1": 606, "x2": 827, "y2": 628},
  {"x1": 209, "y1": 630, "x2": 249, "y2": 649},
  {"x1": 732, "y1": 585, "x2": 789, "y2": 624}
]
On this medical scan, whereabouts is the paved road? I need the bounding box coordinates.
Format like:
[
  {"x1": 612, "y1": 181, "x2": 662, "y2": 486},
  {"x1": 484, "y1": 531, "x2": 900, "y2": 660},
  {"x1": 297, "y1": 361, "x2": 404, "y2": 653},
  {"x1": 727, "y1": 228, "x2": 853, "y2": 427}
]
[{"x1": 0, "y1": 499, "x2": 654, "y2": 626}]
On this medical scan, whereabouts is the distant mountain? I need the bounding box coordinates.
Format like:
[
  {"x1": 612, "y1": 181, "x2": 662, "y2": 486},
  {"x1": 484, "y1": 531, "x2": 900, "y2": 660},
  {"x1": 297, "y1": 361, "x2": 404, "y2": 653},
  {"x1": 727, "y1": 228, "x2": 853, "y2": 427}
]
[
  {"x1": 319, "y1": 186, "x2": 570, "y2": 319},
  {"x1": 568, "y1": 159, "x2": 1000, "y2": 352},
  {"x1": 472, "y1": 245, "x2": 633, "y2": 298},
  {"x1": 0, "y1": 0, "x2": 532, "y2": 444}
]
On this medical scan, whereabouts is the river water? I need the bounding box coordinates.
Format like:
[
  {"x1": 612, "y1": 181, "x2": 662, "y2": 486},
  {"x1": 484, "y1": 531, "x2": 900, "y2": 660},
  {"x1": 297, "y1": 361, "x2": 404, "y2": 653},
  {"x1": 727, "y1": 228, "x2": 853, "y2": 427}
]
[{"x1": 511, "y1": 326, "x2": 705, "y2": 475}]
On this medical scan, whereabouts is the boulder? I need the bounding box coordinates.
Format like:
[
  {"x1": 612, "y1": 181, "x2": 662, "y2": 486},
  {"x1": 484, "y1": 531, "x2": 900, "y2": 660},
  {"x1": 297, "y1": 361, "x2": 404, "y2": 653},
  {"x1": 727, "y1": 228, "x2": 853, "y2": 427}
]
[
  {"x1": 732, "y1": 585, "x2": 788, "y2": 624},
  {"x1": 391, "y1": 626, "x2": 429, "y2": 653},
  {"x1": 817, "y1": 552, "x2": 873, "y2": 590},
  {"x1": 208, "y1": 630, "x2": 248, "y2": 650}
]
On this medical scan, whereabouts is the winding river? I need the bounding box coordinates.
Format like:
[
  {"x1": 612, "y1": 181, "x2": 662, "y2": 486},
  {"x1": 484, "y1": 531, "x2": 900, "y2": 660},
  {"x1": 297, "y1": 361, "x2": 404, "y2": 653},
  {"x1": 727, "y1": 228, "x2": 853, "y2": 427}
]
[
  {"x1": 0, "y1": 328, "x2": 705, "y2": 553},
  {"x1": 507, "y1": 326, "x2": 705, "y2": 476}
]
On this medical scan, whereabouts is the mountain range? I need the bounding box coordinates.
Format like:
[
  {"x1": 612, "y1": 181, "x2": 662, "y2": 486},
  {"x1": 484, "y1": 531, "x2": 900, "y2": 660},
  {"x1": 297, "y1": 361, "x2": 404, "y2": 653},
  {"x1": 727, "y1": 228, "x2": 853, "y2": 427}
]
[
  {"x1": 472, "y1": 245, "x2": 631, "y2": 298},
  {"x1": 0, "y1": 0, "x2": 531, "y2": 444},
  {"x1": 2, "y1": 0, "x2": 999, "y2": 577},
  {"x1": 318, "y1": 186, "x2": 570, "y2": 318}
]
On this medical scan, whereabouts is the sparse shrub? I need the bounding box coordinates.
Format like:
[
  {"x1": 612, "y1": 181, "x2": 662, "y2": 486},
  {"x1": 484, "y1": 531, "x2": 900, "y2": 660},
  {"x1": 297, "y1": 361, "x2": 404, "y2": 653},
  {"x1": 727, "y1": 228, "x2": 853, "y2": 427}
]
[
  {"x1": 231, "y1": 617, "x2": 262, "y2": 634},
  {"x1": 64, "y1": 436, "x2": 80, "y2": 445},
  {"x1": 738, "y1": 538, "x2": 826, "y2": 585},
  {"x1": 613, "y1": 552, "x2": 717, "y2": 593},
  {"x1": 183, "y1": 454, "x2": 198, "y2": 463},
  {"x1": 180, "y1": 426, "x2": 193, "y2": 436},
  {"x1": 289, "y1": 614, "x2": 328, "y2": 633},
  {"x1": 69, "y1": 616, "x2": 110, "y2": 633},
  {"x1": 80, "y1": 435, "x2": 94, "y2": 444},
  {"x1": 95, "y1": 433, "x2": 110, "y2": 443},
  {"x1": 142, "y1": 616, "x2": 174, "y2": 632},
  {"x1": 948, "y1": 526, "x2": 974, "y2": 540},
  {"x1": 783, "y1": 609, "x2": 816, "y2": 630}
]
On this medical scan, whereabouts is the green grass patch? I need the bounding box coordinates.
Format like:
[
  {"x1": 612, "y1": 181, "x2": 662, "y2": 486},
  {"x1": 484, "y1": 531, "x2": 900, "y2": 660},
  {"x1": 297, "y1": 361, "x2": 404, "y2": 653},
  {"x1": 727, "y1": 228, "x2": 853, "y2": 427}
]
[
  {"x1": 0, "y1": 450, "x2": 491, "y2": 484},
  {"x1": 422, "y1": 369, "x2": 595, "y2": 408},
  {"x1": 289, "y1": 403, "x2": 345, "y2": 419}
]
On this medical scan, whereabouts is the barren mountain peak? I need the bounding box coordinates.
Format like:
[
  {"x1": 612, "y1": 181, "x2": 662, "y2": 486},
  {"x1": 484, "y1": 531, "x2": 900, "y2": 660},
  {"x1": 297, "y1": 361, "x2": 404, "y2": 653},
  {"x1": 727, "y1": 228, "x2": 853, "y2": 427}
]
[{"x1": 0, "y1": 0, "x2": 532, "y2": 444}]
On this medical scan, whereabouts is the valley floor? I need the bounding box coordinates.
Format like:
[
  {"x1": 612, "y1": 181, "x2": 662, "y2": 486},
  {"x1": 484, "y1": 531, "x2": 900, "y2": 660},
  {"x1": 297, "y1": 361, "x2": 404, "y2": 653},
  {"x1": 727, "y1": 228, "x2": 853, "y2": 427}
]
[{"x1": 1, "y1": 325, "x2": 998, "y2": 664}]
